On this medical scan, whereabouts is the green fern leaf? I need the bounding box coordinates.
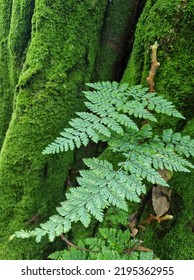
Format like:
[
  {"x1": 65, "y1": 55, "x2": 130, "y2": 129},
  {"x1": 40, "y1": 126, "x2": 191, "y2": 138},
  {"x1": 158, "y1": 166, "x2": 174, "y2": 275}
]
[
  {"x1": 77, "y1": 207, "x2": 91, "y2": 227},
  {"x1": 162, "y1": 129, "x2": 194, "y2": 158},
  {"x1": 121, "y1": 154, "x2": 168, "y2": 186},
  {"x1": 120, "y1": 100, "x2": 157, "y2": 122},
  {"x1": 143, "y1": 94, "x2": 185, "y2": 119},
  {"x1": 85, "y1": 81, "x2": 119, "y2": 91},
  {"x1": 85, "y1": 237, "x2": 106, "y2": 250},
  {"x1": 13, "y1": 157, "x2": 146, "y2": 241},
  {"x1": 14, "y1": 81, "x2": 194, "y2": 250},
  {"x1": 139, "y1": 251, "x2": 154, "y2": 260}
]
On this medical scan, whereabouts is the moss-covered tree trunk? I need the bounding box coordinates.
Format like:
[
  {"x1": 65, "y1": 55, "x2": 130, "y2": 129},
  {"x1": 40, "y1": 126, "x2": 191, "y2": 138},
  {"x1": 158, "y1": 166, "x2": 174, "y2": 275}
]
[
  {"x1": 0, "y1": 0, "x2": 110, "y2": 259},
  {"x1": 122, "y1": 0, "x2": 194, "y2": 259},
  {"x1": 0, "y1": 0, "x2": 142, "y2": 259},
  {"x1": 1, "y1": 0, "x2": 193, "y2": 260}
]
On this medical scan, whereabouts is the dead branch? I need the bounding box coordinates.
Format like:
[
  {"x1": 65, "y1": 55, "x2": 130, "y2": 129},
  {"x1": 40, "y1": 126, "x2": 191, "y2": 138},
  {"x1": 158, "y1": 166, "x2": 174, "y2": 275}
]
[{"x1": 146, "y1": 41, "x2": 160, "y2": 92}]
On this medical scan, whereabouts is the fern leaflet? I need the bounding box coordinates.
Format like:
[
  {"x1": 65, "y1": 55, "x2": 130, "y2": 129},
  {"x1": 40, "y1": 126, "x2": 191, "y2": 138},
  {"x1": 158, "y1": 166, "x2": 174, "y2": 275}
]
[
  {"x1": 13, "y1": 81, "x2": 194, "y2": 250},
  {"x1": 43, "y1": 82, "x2": 183, "y2": 154},
  {"x1": 13, "y1": 158, "x2": 146, "y2": 242}
]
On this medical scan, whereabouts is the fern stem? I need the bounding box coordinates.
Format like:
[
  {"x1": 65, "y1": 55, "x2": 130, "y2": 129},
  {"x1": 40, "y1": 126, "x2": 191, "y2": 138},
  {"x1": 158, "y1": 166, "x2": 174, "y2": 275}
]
[{"x1": 60, "y1": 234, "x2": 99, "y2": 253}]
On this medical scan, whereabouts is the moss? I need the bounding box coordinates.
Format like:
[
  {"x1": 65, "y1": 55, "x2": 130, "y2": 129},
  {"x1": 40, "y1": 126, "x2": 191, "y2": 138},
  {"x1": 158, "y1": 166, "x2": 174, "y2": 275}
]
[
  {"x1": 122, "y1": 0, "x2": 194, "y2": 120},
  {"x1": 0, "y1": 1, "x2": 15, "y2": 147},
  {"x1": 0, "y1": 0, "x2": 108, "y2": 259},
  {"x1": 121, "y1": 0, "x2": 194, "y2": 259},
  {"x1": 0, "y1": 0, "x2": 35, "y2": 148},
  {"x1": 155, "y1": 120, "x2": 194, "y2": 259},
  {"x1": 142, "y1": 155, "x2": 194, "y2": 259},
  {"x1": 93, "y1": 0, "x2": 141, "y2": 81}
]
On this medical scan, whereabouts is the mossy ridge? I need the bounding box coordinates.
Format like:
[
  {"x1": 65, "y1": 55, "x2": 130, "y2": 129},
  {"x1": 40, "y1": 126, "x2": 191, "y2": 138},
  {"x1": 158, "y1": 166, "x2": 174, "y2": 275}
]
[
  {"x1": 8, "y1": 0, "x2": 35, "y2": 83},
  {"x1": 0, "y1": 0, "x2": 15, "y2": 147},
  {"x1": 0, "y1": 0, "x2": 108, "y2": 259},
  {"x1": 93, "y1": 0, "x2": 142, "y2": 82},
  {"x1": 0, "y1": 0, "x2": 34, "y2": 148},
  {"x1": 122, "y1": 0, "x2": 194, "y2": 259}
]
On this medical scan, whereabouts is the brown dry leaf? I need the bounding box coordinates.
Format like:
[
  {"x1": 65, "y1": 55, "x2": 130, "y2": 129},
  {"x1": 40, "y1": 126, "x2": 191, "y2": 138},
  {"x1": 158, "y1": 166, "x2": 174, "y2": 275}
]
[
  {"x1": 152, "y1": 185, "x2": 172, "y2": 217},
  {"x1": 138, "y1": 245, "x2": 153, "y2": 252},
  {"x1": 131, "y1": 227, "x2": 138, "y2": 237},
  {"x1": 128, "y1": 212, "x2": 138, "y2": 237},
  {"x1": 129, "y1": 220, "x2": 138, "y2": 237}
]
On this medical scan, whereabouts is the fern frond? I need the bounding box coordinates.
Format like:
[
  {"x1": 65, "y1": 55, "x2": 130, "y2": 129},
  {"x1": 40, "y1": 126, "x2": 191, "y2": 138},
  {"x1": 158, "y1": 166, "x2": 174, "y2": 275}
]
[
  {"x1": 162, "y1": 129, "x2": 194, "y2": 157},
  {"x1": 13, "y1": 158, "x2": 146, "y2": 242},
  {"x1": 141, "y1": 93, "x2": 185, "y2": 119},
  {"x1": 85, "y1": 227, "x2": 154, "y2": 260},
  {"x1": 119, "y1": 100, "x2": 157, "y2": 122},
  {"x1": 108, "y1": 124, "x2": 153, "y2": 153},
  {"x1": 43, "y1": 82, "x2": 184, "y2": 154},
  {"x1": 49, "y1": 225, "x2": 155, "y2": 260},
  {"x1": 85, "y1": 81, "x2": 119, "y2": 91},
  {"x1": 121, "y1": 154, "x2": 169, "y2": 186},
  {"x1": 120, "y1": 137, "x2": 194, "y2": 187},
  {"x1": 43, "y1": 113, "x2": 107, "y2": 154},
  {"x1": 14, "y1": 80, "x2": 194, "y2": 255},
  {"x1": 85, "y1": 228, "x2": 131, "y2": 259},
  {"x1": 136, "y1": 140, "x2": 194, "y2": 172}
]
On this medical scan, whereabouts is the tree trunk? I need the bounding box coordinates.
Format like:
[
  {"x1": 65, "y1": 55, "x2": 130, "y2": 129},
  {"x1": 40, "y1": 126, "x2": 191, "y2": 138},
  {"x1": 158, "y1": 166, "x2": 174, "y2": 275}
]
[
  {"x1": 0, "y1": 0, "x2": 142, "y2": 259},
  {"x1": 1, "y1": 0, "x2": 193, "y2": 260},
  {"x1": 0, "y1": 0, "x2": 109, "y2": 259},
  {"x1": 122, "y1": 0, "x2": 194, "y2": 259}
]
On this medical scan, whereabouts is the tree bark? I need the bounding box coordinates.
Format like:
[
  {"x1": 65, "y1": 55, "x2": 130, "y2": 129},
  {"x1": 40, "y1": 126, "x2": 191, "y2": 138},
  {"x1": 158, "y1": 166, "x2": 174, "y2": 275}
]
[
  {"x1": 0, "y1": 0, "x2": 108, "y2": 259},
  {"x1": 0, "y1": 0, "x2": 142, "y2": 259},
  {"x1": 1, "y1": 0, "x2": 193, "y2": 260},
  {"x1": 122, "y1": 0, "x2": 194, "y2": 259}
]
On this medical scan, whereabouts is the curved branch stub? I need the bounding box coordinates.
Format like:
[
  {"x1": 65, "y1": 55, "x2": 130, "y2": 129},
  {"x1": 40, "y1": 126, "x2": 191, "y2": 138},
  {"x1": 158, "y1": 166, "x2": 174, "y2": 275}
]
[{"x1": 146, "y1": 41, "x2": 160, "y2": 92}]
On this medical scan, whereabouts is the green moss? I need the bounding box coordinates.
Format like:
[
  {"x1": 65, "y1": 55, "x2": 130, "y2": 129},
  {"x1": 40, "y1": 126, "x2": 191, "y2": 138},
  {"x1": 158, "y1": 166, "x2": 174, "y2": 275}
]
[
  {"x1": 157, "y1": 120, "x2": 194, "y2": 259},
  {"x1": 142, "y1": 156, "x2": 194, "y2": 259},
  {"x1": 0, "y1": 0, "x2": 35, "y2": 148},
  {"x1": 0, "y1": 1, "x2": 15, "y2": 147},
  {"x1": 0, "y1": 0, "x2": 108, "y2": 259},
  {"x1": 93, "y1": 0, "x2": 141, "y2": 81},
  {"x1": 122, "y1": 0, "x2": 194, "y2": 259},
  {"x1": 122, "y1": 0, "x2": 194, "y2": 120}
]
